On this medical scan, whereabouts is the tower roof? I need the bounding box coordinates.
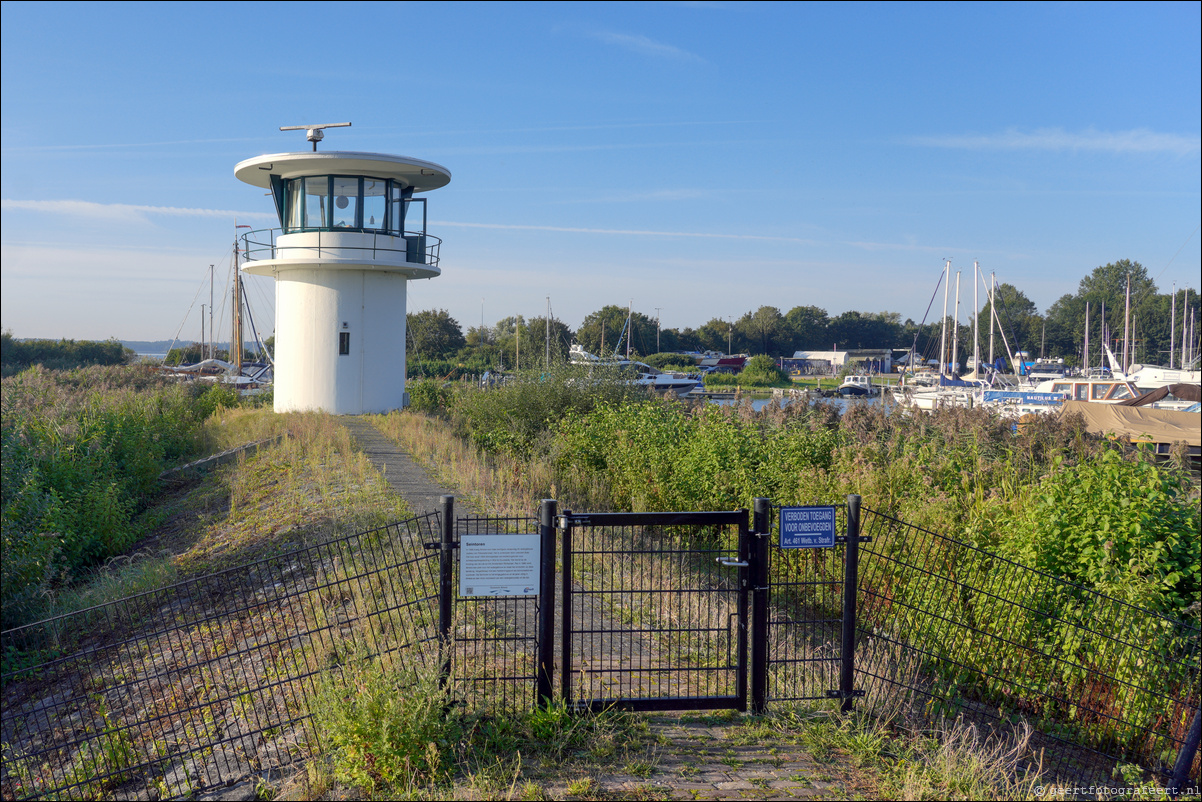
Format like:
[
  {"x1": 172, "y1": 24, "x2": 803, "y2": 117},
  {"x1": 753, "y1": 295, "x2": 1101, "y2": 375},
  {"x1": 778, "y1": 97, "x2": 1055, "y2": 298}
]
[{"x1": 234, "y1": 151, "x2": 451, "y2": 192}]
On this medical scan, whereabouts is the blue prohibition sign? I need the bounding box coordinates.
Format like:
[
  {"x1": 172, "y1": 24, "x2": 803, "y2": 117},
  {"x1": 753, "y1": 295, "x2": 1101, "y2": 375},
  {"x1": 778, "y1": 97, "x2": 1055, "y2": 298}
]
[{"x1": 779, "y1": 506, "x2": 837, "y2": 549}]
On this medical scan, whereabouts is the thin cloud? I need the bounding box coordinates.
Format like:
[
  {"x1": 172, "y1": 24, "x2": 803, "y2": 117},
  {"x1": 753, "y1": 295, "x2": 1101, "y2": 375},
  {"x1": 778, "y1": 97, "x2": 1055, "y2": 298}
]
[
  {"x1": 434, "y1": 220, "x2": 817, "y2": 244},
  {"x1": 585, "y1": 29, "x2": 705, "y2": 63},
  {"x1": 561, "y1": 188, "x2": 716, "y2": 204},
  {"x1": 0, "y1": 137, "x2": 266, "y2": 153},
  {"x1": 2, "y1": 199, "x2": 275, "y2": 223},
  {"x1": 435, "y1": 218, "x2": 1026, "y2": 258},
  {"x1": 437, "y1": 138, "x2": 779, "y2": 155},
  {"x1": 396, "y1": 120, "x2": 760, "y2": 138},
  {"x1": 912, "y1": 127, "x2": 1201, "y2": 156}
]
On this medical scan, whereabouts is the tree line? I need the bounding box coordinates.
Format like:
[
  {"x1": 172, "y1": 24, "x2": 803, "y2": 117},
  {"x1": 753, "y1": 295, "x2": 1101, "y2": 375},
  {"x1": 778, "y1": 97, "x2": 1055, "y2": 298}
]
[
  {"x1": 1, "y1": 332, "x2": 134, "y2": 377},
  {"x1": 406, "y1": 260, "x2": 1199, "y2": 374}
]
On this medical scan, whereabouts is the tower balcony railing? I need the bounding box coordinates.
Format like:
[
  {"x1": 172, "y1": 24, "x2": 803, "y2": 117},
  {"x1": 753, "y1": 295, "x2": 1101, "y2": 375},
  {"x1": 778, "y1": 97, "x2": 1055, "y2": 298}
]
[{"x1": 241, "y1": 228, "x2": 441, "y2": 268}]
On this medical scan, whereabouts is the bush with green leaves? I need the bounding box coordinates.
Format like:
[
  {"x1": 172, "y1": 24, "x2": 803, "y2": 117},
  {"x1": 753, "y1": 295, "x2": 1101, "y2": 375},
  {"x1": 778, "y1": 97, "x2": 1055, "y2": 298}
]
[
  {"x1": 407, "y1": 378, "x2": 454, "y2": 415},
  {"x1": 1000, "y1": 449, "x2": 1199, "y2": 613},
  {"x1": 1, "y1": 365, "x2": 243, "y2": 627},
  {"x1": 311, "y1": 658, "x2": 458, "y2": 795},
  {"x1": 450, "y1": 364, "x2": 643, "y2": 459},
  {"x1": 1, "y1": 331, "x2": 133, "y2": 377},
  {"x1": 552, "y1": 399, "x2": 842, "y2": 513}
]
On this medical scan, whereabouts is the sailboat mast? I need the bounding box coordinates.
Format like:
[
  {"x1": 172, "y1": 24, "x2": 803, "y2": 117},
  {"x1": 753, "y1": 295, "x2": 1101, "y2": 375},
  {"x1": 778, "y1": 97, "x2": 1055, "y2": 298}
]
[
  {"x1": 209, "y1": 264, "x2": 215, "y2": 360},
  {"x1": 1122, "y1": 274, "x2": 1131, "y2": 374},
  {"x1": 972, "y1": 261, "x2": 979, "y2": 376},
  {"x1": 1182, "y1": 290, "x2": 1189, "y2": 367},
  {"x1": 232, "y1": 233, "x2": 243, "y2": 375},
  {"x1": 1084, "y1": 302, "x2": 1090, "y2": 373},
  {"x1": 951, "y1": 270, "x2": 960, "y2": 375},
  {"x1": 626, "y1": 300, "x2": 632, "y2": 360},
  {"x1": 939, "y1": 260, "x2": 950, "y2": 376},
  {"x1": 1170, "y1": 284, "x2": 1176, "y2": 369},
  {"x1": 545, "y1": 296, "x2": 551, "y2": 369},
  {"x1": 988, "y1": 272, "x2": 995, "y2": 368}
]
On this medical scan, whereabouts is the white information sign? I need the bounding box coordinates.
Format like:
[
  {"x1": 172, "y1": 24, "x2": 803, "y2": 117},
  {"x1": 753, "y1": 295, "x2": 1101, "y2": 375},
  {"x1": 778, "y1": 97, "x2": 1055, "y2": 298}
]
[{"x1": 459, "y1": 534, "x2": 541, "y2": 597}]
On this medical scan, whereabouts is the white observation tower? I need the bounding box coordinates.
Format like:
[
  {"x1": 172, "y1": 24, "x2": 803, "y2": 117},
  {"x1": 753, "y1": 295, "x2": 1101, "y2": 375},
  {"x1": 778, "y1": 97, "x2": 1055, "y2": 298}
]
[{"x1": 235, "y1": 123, "x2": 450, "y2": 414}]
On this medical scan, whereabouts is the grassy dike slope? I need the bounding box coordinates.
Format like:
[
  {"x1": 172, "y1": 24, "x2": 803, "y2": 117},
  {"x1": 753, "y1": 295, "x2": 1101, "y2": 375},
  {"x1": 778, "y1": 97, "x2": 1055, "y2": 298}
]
[{"x1": 8, "y1": 397, "x2": 1170, "y2": 801}]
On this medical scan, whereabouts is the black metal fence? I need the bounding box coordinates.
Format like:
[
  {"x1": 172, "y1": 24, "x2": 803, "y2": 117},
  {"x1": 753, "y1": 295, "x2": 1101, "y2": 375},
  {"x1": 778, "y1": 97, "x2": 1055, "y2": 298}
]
[
  {"x1": 851, "y1": 504, "x2": 1201, "y2": 790},
  {"x1": 3, "y1": 496, "x2": 1198, "y2": 799},
  {"x1": 0, "y1": 514, "x2": 442, "y2": 801}
]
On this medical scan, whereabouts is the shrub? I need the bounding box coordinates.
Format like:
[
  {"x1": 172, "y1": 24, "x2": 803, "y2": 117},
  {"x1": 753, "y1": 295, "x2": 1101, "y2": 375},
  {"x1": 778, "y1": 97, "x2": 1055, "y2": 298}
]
[
  {"x1": 452, "y1": 364, "x2": 643, "y2": 459},
  {"x1": 311, "y1": 658, "x2": 458, "y2": 795},
  {"x1": 1000, "y1": 449, "x2": 1200, "y2": 613},
  {"x1": 1, "y1": 365, "x2": 252, "y2": 627},
  {"x1": 407, "y1": 378, "x2": 453, "y2": 415}
]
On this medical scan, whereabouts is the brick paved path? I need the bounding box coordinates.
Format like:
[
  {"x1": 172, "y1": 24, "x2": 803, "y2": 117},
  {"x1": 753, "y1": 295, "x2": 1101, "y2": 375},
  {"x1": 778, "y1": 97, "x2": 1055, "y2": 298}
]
[{"x1": 541, "y1": 712, "x2": 855, "y2": 801}]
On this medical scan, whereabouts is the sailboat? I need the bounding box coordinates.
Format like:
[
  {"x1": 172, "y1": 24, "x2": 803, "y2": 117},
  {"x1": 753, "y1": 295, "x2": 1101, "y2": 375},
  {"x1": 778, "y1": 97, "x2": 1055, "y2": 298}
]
[{"x1": 160, "y1": 225, "x2": 274, "y2": 392}]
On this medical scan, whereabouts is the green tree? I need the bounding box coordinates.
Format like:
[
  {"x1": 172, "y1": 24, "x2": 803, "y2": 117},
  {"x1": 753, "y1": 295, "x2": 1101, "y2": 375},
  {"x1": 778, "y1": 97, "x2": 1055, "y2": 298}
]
[
  {"x1": 165, "y1": 342, "x2": 205, "y2": 366},
  {"x1": 1078, "y1": 259, "x2": 1155, "y2": 303},
  {"x1": 669, "y1": 327, "x2": 703, "y2": 352},
  {"x1": 783, "y1": 306, "x2": 829, "y2": 351},
  {"x1": 827, "y1": 311, "x2": 902, "y2": 350},
  {"x1": 695, "y1": 317, "x2": 735, "y2": 353},
  {"x1": 576, "y1": 306, "x2": 657, "y2": 358},
  {"x1": 734, "y1": 306, "x2": 789, "y2": 355},
  {"x1": 524, "y1": 316, "x2": 575, "y2": 367},
  {"x1": 979, "y1": 283, "x2": 1042, "y2": 358},
  {"x1": 1043, "y1": 260, "x2": 1176, "y2": 364},
  {"x1": 406, "y1": 309, "x2": 466, "y2": 361}
]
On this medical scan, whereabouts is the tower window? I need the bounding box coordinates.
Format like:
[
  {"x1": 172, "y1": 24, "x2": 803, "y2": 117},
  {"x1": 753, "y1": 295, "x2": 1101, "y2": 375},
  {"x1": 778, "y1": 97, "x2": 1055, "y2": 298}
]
[{"x1": 339, "y1": 332, "x2": 350, "y2": 355}]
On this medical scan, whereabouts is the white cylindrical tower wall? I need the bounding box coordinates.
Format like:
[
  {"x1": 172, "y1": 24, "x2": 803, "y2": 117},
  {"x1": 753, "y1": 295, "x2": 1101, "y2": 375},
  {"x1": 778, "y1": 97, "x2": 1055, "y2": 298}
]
[{"x1": 273, "y1": 268, "x2": 407, "y2": 414}]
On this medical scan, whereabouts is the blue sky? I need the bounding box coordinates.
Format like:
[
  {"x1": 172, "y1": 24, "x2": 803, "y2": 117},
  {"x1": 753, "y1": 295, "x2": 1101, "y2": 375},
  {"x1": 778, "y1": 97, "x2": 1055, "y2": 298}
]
[{"x1": 2, "y1": 1, "x2": 1199, "y2": 342}]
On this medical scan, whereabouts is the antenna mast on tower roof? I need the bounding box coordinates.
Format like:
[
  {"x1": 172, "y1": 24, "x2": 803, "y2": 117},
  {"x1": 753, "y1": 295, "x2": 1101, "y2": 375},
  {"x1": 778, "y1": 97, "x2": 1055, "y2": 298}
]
[{"x1": 279, "y1": 122, "x2": 352, "y2": 151}]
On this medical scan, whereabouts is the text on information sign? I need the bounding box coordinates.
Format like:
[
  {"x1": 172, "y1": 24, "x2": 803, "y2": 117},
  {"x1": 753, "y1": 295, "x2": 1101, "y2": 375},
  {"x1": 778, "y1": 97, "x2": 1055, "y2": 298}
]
[
  {"x1": 779, "y1": 506, "x2": 837, "y2": 549},
  {"x1": 459, "y1": 534, "x2": 541, "y2": 597}
]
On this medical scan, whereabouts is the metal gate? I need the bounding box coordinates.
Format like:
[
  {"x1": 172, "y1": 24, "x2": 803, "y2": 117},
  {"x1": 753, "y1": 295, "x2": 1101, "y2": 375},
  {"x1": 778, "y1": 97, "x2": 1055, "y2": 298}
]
[
  {"x1": 754, "y1": 498, "x2": 862, "y2": 712},
  {"x1": 557, "y1": 511, "x2": 750, "y2": 712}
]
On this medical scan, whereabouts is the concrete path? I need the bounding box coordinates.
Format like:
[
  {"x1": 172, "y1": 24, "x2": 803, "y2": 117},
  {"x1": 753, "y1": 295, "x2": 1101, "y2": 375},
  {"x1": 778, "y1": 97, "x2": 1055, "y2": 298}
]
[{"x1": 341, "y1": 416, "x2": 477, "y2": 518}]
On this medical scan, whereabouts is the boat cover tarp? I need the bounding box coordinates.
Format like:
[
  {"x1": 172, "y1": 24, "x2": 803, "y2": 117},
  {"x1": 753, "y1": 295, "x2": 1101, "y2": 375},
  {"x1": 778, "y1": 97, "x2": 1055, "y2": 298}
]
[
  {"x1": 1061, "y1": 401, "x2": 1201, "y2": 447},
  {"x1": 939, "y1": 375, "x2": 983, "y2": 387}
]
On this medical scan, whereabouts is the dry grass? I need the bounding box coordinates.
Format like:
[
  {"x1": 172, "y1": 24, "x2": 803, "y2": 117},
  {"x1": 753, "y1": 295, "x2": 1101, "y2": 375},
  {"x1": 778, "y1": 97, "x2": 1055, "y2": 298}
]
[
  {"x1": 371, "y1": 411, "x2": 611, "y2": 516},
  {"x1": 1, "y1": 408, "x2": 434, "y2": 801},
  {"x1": 168, "y1": 410, "x2": 411, "y2": 575}
]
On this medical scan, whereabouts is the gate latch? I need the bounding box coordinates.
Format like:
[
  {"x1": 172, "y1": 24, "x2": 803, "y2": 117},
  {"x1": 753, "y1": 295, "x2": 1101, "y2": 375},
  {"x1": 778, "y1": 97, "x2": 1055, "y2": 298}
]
[{"x1": 716, "y1": 557, "x2": 749, "y2": 568}]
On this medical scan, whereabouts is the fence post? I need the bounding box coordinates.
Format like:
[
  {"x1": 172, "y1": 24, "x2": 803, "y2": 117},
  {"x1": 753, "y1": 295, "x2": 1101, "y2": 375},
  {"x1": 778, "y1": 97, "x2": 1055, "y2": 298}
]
[
  {"x1": 1169, "y1": 707, "x2": 1201, "y2": 798},
  {"x1": 536, "y1": 499, "x2": 558, "y2": 708},
  {"x1": 840, "y1": 494, "x2": 861, "y2": 713},
  {"x1": 439, "y1": 495, "x2": 454, "y2": 689},
  {"x1": 751, "y1": 498, "x2": 771, "y2": 714},
  {"x1": 561, "y1": 511, "x2": 574, "y2": 706}
]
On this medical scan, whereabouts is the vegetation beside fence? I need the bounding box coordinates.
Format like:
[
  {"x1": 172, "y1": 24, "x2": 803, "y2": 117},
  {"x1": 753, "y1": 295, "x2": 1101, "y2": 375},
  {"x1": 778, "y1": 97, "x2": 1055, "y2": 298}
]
[
  {"x1": 382, "y1": 375, "x2": 1200, "y2": 787},
  {"x1": 0, "y1": 366, "x2": 243, "y2": 628},
  {"x1": 410, "y1": 377, "x2": 1197, "y2": 620}
]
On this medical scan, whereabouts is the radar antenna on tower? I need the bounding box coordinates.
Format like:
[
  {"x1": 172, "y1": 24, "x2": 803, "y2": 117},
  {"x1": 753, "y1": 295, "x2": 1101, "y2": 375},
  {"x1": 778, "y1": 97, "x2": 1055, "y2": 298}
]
[{"x1": 279, "y1": 122, "x2": 352, "y2": 151}]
